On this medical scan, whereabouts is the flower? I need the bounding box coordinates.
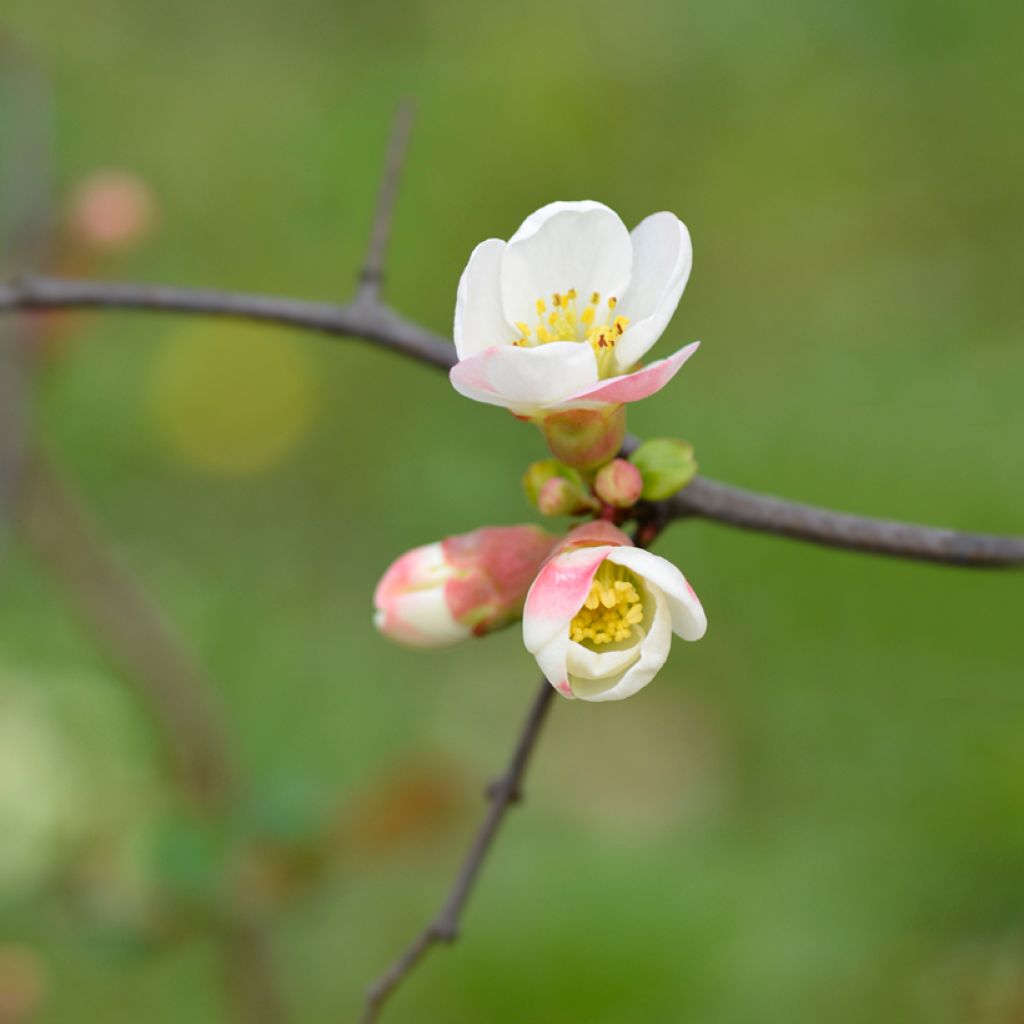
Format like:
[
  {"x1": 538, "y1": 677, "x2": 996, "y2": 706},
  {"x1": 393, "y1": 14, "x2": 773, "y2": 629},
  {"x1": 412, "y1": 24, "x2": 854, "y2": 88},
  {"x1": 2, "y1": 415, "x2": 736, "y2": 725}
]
[
  {"x1": 374, "y1": 525, "x2": 557, "y2": 648},
  {"x1": 523, "y1": 522, "x2": 706, "y2": 701},
  {"x1": 450, "y1": 200, "x2": 699, "y2": 418}
]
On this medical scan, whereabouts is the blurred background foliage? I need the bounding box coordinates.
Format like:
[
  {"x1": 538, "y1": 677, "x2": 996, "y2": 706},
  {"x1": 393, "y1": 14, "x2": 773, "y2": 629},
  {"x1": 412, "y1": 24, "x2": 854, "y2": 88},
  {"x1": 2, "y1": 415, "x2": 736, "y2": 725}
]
[{"x1": 1, "y1": 0, "x2": 1023, "y2": 1021}]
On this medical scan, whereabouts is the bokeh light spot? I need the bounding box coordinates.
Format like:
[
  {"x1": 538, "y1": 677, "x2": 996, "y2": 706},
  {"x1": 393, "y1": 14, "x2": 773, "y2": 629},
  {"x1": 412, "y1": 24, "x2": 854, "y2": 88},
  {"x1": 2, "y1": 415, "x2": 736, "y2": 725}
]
[{"x1": 150, "y1": 322, "x2": 317, "y2": 476}]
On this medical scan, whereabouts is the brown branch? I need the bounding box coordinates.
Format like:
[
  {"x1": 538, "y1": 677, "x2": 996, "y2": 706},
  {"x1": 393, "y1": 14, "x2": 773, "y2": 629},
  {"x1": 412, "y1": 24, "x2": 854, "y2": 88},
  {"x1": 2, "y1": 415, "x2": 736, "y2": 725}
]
[
  {"x1": 357, "y1": 98, "x2": 415, "y2": 302},
  {"x1": 1, "y1": 273, "x2": 1019, "y2": 568},
  {"x1": 0, "y1": 273, "x2": 456, "y2": 370},
  {"x1": 662, "y1": 475, "x2": 1024, "y2": 567},
  {"x1": 360, "y1": 677, "x2": 556, "y2": 1024}
]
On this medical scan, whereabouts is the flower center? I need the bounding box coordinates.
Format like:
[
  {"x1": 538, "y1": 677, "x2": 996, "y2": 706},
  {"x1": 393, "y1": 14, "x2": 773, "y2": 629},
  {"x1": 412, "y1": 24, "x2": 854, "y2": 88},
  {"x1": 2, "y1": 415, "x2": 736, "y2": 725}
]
[
  {"x1": 569, "y1": 562, "x2": 644, "y2": 646},
  {"x1": 512, "y1": 289, "x2": 629, "y2": 377}
]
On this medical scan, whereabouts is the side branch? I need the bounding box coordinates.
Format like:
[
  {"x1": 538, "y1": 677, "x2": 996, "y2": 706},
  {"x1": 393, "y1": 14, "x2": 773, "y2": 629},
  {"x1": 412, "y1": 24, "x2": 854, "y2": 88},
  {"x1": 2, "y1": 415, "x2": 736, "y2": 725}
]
[{"x1": 360, "y1": 678, "x2": 556, "y2": 1024}]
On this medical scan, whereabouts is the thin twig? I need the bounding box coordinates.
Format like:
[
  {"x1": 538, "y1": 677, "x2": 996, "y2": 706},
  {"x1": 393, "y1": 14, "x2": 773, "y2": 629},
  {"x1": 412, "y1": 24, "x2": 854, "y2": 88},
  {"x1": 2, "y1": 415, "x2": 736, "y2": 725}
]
[
  {"x1": 360, "y1": 677, "x2": 556, "y2": 1024},
  {"x1": 14, "y1": 451, "x2": 236, "y2": 809},
  {"x1": 357, "y1": 99, "x2": 415, "y2": 302},
  {"x1": 1, "y1": 274, "x2": 1020, "y2": 569}
]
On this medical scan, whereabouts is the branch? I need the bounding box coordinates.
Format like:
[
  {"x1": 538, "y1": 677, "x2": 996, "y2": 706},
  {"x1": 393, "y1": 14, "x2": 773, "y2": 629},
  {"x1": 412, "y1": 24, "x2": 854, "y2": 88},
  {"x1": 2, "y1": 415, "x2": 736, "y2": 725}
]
[
  {"x1": 360, "y1": 677, "x2": 556, "y2": 1024},
  {"x1": 357, "y1": 98, "x2": 415, "y2": 302},
  {"x1": 0, "y1": 273, "x2": 456, "y2": 370},
  {"x1": 662, "y1": 475, "x2": 1024, "y2": 567},
  {"x1": 1, "y1": 271, "x2": 1020, "y2": 568}
]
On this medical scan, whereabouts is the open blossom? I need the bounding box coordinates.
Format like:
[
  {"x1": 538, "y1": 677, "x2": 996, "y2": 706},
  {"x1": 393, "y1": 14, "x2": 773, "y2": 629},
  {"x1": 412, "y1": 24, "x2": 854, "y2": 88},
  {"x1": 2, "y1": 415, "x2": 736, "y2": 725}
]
[
  {"x1": 374, "y1": 525, "x2": 556, "y2": 648},
  {"x1": 450, "y1": 200, "x2": 699, "y2": 418},
  {"x1": 523, "y1": 523, "x2": 706, "y2": 702}
]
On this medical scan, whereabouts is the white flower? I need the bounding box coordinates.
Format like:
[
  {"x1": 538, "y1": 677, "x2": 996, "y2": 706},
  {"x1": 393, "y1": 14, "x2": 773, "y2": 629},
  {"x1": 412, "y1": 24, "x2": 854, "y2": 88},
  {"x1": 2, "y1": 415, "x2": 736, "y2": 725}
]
[
  {"x1": 523, "y1": 523, "x2": 706, "y2": 702},
  {"x1": 450, "y1": 200, "x2": 699, "y2": 417}
]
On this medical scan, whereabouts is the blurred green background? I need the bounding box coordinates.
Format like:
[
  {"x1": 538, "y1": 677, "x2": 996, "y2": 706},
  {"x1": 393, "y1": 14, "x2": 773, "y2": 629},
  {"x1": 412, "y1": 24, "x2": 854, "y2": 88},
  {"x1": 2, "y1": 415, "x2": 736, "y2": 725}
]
[{"x1": 1, "y1": 0, "x2": 1023, "y2": 1021}]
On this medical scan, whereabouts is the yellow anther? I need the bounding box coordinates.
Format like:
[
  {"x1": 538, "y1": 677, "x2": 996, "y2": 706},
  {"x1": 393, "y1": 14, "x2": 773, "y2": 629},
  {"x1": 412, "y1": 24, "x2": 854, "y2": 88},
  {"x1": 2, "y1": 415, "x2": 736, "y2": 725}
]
[
  {"x1": 567, "y1": 288, "x2": 577, "y2": 300},
  {"x1": 591, "y1": 292, "x2": 600, "y2": 304},
  {"x1": 516, "y1": 321, "x2": 532, "y2": 337},
  {"x1": 581, "y1": 306, "x2": 595, "y2": 326},
  {"x1": 552, "y1": 293, "x2": 561, "y2": 307},
  {"x1": 537, "y1": 325, "x2": 553, "y2": 343},
  {"x1": 536, "y1": 299, "x2": 546, "y2": 315},
  {"x1": 569, "y1": 563, "x2": 644, "y2": 646},
  {"x1": 613, "y1": 315, "x2": 629, "y2": 335},
  {"x1": 607, "y1": 296, "x2": 618, "y2": 309}
]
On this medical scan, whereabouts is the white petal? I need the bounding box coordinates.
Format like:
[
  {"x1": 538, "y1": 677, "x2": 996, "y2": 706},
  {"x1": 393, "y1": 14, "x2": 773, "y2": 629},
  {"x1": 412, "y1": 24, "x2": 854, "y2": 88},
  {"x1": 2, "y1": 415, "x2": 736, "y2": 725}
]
[
  {"x1": 605, "y1": 548, "x2": 707, "y2": 641},
  {"x1": 376, "y1": 590, "x2": 472, "y2": 649},
  {"x1": 566, "y1": 637, "x2": 642, "y2": 680},
  {"x1": 500, "y1": 202, "x2": 633, "y2": 329},
  {"x1": 570, "y1": 587, "x2": 673, "y2": 701},
  {"x1": 454, "y1": 238, "x2": 518, "y2": 359},
  {"x1": 613, "y1": 213, "x2": 692, "y2": 371},
  {"x1": 450, "y1": 342, "x2": 599, "y2": 413}
]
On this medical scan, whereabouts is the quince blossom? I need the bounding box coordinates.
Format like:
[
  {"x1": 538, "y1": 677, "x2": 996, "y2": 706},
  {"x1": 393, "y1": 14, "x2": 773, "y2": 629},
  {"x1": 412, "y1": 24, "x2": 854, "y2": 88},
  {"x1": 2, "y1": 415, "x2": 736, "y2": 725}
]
[
  {"x1": 450, "y1": 200, "x2": 699, "y2": 417},
  {"x1": 374, "y1": 525, "x2": 556, "y2": 648},
  {"x1": 523, "y1": 523, "x2": 706, "y2": 701}
]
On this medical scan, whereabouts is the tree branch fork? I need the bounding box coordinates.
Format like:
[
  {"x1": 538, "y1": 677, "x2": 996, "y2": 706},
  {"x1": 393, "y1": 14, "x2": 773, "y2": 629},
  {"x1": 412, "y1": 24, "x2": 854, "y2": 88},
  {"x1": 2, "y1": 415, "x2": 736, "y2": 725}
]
[{"x1": 3, "y1": 93, "x2": 1023, "y2": 1024}]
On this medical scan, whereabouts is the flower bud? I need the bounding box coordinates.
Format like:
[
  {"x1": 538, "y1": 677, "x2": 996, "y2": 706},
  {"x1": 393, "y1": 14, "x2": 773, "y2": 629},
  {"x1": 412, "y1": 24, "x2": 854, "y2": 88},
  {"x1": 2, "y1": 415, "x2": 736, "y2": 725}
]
[
  {"x1": 374, "y1": 525, "x2": 557, "y2": 648},
  {"x1": 593, "y1": 458, "x2": 643, "y2": 508},
  {"x1": 629, "y1": 438, "x2": 698, "y2": 500},
  {"x1": 536, "y1": 476, "x2": 598, "y2": 517},
  {"x1": 538, "y1": 404, "x2": 626, "y2": 472}
]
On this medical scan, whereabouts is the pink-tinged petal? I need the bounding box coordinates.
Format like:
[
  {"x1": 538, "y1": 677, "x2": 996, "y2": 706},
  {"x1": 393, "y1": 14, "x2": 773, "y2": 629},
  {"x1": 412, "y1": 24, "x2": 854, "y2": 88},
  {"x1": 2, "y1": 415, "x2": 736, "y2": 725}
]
[
  {"x1": 604, "y1": 547, "x2": 707, "y2": 641},
  {"x1": 454, "y1": 238, "x2": 518, "y2": 359},
  {"x1": 523, "y1": 546, "x2": 612, "y2": 659},
  {"x1": 559, "y1": 341, "x2": 700, "y2": 407},
  {"x1": 614, "y1": 213, "x2": 693, "y2": 370},
  {"x1": 501, "y1": 202, "x2": 632, "y2": 330},
  {"x1": 450, "y1": 342, "x2": 599, "y2": 412}
]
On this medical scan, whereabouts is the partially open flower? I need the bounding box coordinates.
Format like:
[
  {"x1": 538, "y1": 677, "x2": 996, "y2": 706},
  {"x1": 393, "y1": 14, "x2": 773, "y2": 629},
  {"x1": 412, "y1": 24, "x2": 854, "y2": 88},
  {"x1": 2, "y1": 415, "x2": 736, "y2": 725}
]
[
  {"x1": 450, "y1": 200, "x2": 699, "y2": 418},
  {"x1": 375, "y1": 526, "x2": 557, "y2": 648},
  {"x1": 523, "y1": 523, "x2": 706, "y2": 701}
]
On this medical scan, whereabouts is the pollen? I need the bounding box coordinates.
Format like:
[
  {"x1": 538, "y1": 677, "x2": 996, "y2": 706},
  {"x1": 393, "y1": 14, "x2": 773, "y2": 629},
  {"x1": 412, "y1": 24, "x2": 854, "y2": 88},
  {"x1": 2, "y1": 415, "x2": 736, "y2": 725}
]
[
  {"x1": 516, "y1": 285, "x2": 629, "y2": 377},
  {"x1": 569, "y1": 562, "x2": 645, "y2": 646}
]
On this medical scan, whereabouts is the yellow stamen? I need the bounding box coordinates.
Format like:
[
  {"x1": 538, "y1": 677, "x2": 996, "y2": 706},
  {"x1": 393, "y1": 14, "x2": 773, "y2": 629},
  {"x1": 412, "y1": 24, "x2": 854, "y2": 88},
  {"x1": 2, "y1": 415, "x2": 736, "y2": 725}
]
[
  {"x1": 516, "y1": 321, "x2": 532, "y2": 337},
  {"x1": 536, "y1": 299, "x2": 546, "y2": 315},
  {"x1": 607, "y1": 296, "x2": 618, "y2": 309},
  {"x1": 569, "y1": 563, "x2": 644, "y2": 646}
]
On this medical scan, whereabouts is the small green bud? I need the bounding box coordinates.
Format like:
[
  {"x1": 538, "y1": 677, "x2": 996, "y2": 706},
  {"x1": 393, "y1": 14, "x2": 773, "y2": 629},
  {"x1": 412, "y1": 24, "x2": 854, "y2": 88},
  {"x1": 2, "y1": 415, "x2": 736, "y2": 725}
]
[
  {"x1": 593, "y1": 458, "x2": 644, "y2": 508},
  {"x1": 522, "y1": 459, "x2": 584, "y2": 508},
  {"x1": 628, "y1": 438, "x2": 698, "y2": 500}
]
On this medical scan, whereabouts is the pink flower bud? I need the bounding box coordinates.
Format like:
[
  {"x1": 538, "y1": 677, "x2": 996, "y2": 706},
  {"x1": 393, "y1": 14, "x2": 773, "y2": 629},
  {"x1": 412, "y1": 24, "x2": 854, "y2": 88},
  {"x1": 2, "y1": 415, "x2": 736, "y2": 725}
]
[
  {"x1": 535, "y1": 477, "x2": 599, "y2": 517},
  {"x1": 374, "y1": 526, "x2": 557, "y2": 648},
  {"x1": 67, "y1": 170, "x2": 158, "y2": 251},
  {"x1": 593, "y1": 458, "x2": 644, "y2": 508},
  {"x1": 538, "y1": 404, "x2": 626, "y2": 471}
]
